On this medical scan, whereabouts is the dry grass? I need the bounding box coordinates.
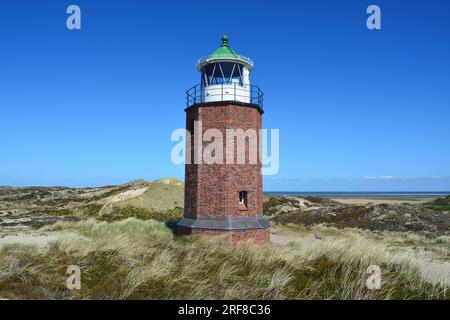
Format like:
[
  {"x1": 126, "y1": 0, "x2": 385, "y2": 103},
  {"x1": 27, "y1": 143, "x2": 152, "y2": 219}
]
[{"x1": 0, "y1": 218, "x2": 447, "y2": 300}]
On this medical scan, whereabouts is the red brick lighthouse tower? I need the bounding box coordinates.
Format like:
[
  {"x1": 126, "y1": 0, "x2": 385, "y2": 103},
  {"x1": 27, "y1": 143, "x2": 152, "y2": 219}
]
[{"x1": 177, "y1": 35, "x2": 270, "y2": 244}]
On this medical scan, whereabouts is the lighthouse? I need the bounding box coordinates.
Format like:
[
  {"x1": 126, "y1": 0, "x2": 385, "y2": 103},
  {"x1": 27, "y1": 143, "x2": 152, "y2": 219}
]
[{"x1": 177, "y1": 35, "x2": 270, "y2": 244}]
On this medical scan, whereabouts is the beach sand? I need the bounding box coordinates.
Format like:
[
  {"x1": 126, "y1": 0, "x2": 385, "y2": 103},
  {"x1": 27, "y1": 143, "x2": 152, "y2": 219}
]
[{"x1": 329, "y1": 196, "x2": 436, "y2": 205}]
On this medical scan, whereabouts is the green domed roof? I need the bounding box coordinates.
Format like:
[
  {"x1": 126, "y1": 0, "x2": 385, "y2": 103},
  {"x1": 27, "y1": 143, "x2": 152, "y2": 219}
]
[
  {"x1": 197, "y1": 35, "x2": 253, "y2": 70},
  {"x1": 208, "y1": 35, "x2": 239, "y2": 59}
]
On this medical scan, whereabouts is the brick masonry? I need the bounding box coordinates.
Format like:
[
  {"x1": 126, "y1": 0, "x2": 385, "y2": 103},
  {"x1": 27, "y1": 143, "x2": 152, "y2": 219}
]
[
  {"x1": 178, "y1": 102, "x2": 270, "y2": 244},
  {"x1": 177, "y1": 226, "x2": 271, "y2": 245}
]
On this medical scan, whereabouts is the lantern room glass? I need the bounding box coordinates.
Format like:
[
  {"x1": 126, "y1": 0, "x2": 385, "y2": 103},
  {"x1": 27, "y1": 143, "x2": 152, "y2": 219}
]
[{"x1": 201, "y1": 62, "x2": 243, "y2": 88}]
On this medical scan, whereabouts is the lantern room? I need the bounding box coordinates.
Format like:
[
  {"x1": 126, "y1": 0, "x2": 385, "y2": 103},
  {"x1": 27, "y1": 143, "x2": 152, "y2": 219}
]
[{"x1": 186, "y1": 35, "x2": 263, "y2": 109}]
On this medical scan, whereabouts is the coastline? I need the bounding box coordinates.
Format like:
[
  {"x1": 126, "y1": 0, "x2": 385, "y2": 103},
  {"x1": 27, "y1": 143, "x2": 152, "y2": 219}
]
[{"x1": 264, "y1": 192, "x2": 450, "y2": 205}]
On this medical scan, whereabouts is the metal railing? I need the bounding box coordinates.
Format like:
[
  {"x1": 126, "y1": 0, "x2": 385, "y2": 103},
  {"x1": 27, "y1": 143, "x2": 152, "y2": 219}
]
[
  {"x1": 185, "y1": 83, "x2": 264, "y2": 110},
  {"x1": 197, "y1": 55, "x2": 254, "y2": 67}
]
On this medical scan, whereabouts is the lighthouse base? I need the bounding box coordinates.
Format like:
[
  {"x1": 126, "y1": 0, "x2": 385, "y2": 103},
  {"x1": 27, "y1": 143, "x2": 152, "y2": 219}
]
[{"x1": 176, "y1": 216, "x2": 271, "y2": 245}]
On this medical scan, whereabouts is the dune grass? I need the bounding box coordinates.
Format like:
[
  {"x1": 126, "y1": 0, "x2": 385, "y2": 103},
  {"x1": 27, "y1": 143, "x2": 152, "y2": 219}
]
[
  {"x1": 99, "y1": 206, "x2": 183, "y2": 224},
  {"x1": 0, "y1": 218, "x2": 447, "y2": 300},
  {"x1": 423, "y1": 195, "x2": 450, "y2": 212}
]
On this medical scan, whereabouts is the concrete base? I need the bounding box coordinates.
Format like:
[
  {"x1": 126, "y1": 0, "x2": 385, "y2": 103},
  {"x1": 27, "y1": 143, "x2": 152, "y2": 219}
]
[
  {"x1": 177, "y1": 215, "x2": 270, "y2": 230},
  {"x1": 176, "y1": 215, "x2": 271, "y2": 244}
]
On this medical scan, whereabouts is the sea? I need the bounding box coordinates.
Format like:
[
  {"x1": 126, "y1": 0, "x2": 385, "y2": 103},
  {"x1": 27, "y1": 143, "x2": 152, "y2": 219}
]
[{"x1": 264, "y1": 192, "x2": 450, "y2": 198}]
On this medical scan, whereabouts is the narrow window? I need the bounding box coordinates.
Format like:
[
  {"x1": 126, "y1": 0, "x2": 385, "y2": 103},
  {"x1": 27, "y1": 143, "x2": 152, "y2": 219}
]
[{"x1": 239, "y1": 191, "x2": 247, "y2": 206}]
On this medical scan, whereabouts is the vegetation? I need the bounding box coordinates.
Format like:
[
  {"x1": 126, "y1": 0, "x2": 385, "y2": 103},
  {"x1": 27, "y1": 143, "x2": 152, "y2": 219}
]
[
  {"x1": 1, "y1": 182, "x2": 448, "y2": 300},
  {"x1": 79, "y1": 204, "x2": 104, "y2": 216},
  {"x1": 273, "y1": 205, "x2": 375, "y2": 229},
  {"x1": 263, "y1": 197, "x2": 296, "y2": 216},
  {"x1": 423, "y1": 195, "x2": 450, "y2": 212},
  {"x1": 0, "y1": 218, "x2": 447, "y2": 300},
  {"x1": 117, "y1": 178, "x2": 184, "y2": 212},
  {"x1": 101, "y1": 206, "x2": 183, "y2": 224}
]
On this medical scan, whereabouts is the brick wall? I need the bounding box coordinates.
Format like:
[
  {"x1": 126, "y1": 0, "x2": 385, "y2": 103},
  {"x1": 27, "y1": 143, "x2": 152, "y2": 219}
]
[
  {"x1": 177, "y1": 226, "x2": 270, "y2": 245},
  {"x1": 184, "y1": 103, "x2": 263, "y2": 218},
  {"x1": 181, "y1": 102, "x2": 269, "y2": 244}
]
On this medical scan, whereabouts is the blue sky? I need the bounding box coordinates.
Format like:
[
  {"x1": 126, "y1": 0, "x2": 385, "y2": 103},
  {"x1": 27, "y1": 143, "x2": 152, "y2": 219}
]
[{"x1": 1, "y1": 0, "x2": 449, "y2": 190}]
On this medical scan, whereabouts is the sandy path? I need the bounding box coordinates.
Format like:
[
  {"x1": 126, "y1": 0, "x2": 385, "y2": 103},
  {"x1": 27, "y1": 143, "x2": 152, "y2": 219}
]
[
  {"x1": 98, "y1": 186, "x2": 148, "y2": 215},
  {"x1": 0, "y1": 231, "x2": 80, "y2": 248}
]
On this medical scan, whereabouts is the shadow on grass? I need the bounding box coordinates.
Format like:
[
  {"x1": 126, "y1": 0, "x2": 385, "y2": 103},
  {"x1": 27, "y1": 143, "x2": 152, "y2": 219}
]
[{"x1": 165, "y1": 218, "x2": 180, "y2": 235}]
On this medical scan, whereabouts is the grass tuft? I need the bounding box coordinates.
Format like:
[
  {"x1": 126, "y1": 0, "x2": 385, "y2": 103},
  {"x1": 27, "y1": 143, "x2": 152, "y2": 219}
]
[{"x1": 0, "y1": 218, "x2": 447, "y2": 300}]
